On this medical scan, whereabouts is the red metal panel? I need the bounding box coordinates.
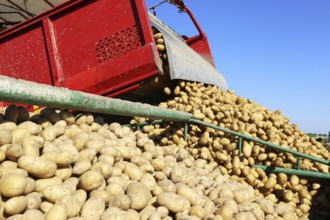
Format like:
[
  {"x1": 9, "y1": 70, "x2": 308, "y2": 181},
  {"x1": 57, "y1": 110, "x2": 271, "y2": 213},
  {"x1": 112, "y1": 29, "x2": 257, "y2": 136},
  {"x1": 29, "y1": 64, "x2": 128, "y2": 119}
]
[
  {"x1": 60, "y1": 44, "x2": 159, "y2": 95},
  {"x1": 0, "y1": 22, "x2": 53, "y2": 85},
  {"x1": 186, "y1": 35, "x2": 216, "y2": 67},
  {"x1": 0, "y1": 0, "x2": 160, "y2": 100}
]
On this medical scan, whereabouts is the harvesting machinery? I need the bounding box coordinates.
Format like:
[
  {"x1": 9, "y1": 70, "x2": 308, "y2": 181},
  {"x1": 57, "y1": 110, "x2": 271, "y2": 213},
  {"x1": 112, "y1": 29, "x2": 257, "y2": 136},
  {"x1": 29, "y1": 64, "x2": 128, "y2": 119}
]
[{"x1": 0, "y1": 0, "x2": 227, "y2": 109}]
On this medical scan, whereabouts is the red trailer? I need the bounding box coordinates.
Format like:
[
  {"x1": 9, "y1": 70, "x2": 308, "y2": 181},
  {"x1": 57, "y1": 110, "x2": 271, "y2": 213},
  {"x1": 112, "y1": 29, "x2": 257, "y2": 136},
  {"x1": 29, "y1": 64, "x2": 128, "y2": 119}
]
[{"x1": 0, "y1": 0, "x2": 227, "y2": 109}]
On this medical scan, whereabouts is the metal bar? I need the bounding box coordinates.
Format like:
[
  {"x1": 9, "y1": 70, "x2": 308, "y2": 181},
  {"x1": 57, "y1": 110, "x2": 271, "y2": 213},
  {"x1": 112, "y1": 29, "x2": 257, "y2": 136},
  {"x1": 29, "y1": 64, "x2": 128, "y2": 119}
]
[
  {"x1": 253, "y1": 165, "x2": 330, "y2": 179},
  {"x1": 0, "y1": 76, "x2": 192, "y2": 122},
  {"x1": 190, "y1": 118, "x2": 330, "y2": 166},
  {"x1": 238, "y1": 137, "x2": 243, "y2": 154},
  {"x1": 297, "y1": 156, "x2": 301, "y2": 170},
  {"x1": 123, "y1": 120, "x2": 164, "y2": 127},
  {"x1": 42, "y1": 18, "x2": 62, "y2": 85},
  {"x1": 0, "y1": 3, "x2": 29, "y2": 17},
  {"x1": 0, "y1": 11, "x2": 28, "y2": 19},
  {"x1": 184, "y1": 123, "x2": 188, "y2": 142},
  {"x1": 7, "y1": 0, "x2": 34, "y2": 17},
  {"x1": 183, "y1": 7, "x2": 206, "y2": 39},
  {"x1": 148, "y1": 0, "x2": 167, "y2": 10},
  {"x1": 44, "y1": 0, "x2": 55, "y2": 7},
  {"x1": 0, "y1": 21, "x2": 20, "y2": 25}
]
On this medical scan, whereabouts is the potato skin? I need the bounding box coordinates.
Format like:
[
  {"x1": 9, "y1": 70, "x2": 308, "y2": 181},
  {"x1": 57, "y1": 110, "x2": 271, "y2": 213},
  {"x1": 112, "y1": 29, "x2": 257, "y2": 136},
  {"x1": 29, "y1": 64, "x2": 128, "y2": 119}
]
[
  {"x1": 18, "y1": 155, "x2": 57, "y2": 179},
  {"x1": 0, "y1": 173, "x2": 27, "y2": 197},
  {"x1": 45, "y1": 202, "x2": 67, "y2": 220},
  {"x1": 126, "y1": 182, "x2": 152, "y2": 210},
  {"x1": 78, "y1": 170, "x2": 104, "y2": 191},
  {"x1": 0, "y1": 129, "x2": 12, "y2": 145},
  {"x1": 81, "y1": 197, "x2": 105, "y2": 220},
  {"x1": 156, "y1": 192, "x2": 190, "y2": 213},
  {"x1": 4, "y1": 196, "x2": 28, "y2": 215}
]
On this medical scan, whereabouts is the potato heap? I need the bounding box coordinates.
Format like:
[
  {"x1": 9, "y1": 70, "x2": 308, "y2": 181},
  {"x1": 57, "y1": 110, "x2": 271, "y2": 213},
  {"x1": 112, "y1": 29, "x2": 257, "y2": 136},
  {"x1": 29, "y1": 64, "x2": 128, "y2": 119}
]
[
  {"x1": 0, "y1": 105, "x2": 301, "y2": 220},
  {"x1": 132, "y1": 81, "x2": 330, "y2": 219},
  {"x1": 153, "y1": 28, "x2": 167, "y2": 62}
]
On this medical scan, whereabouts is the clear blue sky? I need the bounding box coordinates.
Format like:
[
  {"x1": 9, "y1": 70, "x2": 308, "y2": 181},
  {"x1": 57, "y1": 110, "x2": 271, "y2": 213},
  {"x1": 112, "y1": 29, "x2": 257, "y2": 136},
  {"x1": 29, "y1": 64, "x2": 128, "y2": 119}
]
[{"x1": 146, "y1": 0, "x2": 330, "y2": 134}]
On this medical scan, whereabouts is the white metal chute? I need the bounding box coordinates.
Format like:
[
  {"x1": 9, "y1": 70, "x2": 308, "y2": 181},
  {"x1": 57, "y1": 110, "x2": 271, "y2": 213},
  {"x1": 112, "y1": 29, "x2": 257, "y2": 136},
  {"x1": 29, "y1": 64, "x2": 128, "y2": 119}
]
[{"x1": 149, "y1": 12, "x2": 228, "y2": 90}]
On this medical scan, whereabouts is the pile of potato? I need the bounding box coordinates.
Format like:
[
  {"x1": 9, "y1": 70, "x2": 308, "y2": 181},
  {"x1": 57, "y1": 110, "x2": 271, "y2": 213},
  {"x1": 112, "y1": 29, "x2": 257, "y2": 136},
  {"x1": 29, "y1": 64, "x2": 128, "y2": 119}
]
[
  {"x1": 131, "y1": 81, "x2": 330, "y2": 219},
  {"x1": 153, "y1": 28, "x2": 167, "y2": 62},
  {"x1": 0, "y1": 105, "x2": 301, "y2": 220}
]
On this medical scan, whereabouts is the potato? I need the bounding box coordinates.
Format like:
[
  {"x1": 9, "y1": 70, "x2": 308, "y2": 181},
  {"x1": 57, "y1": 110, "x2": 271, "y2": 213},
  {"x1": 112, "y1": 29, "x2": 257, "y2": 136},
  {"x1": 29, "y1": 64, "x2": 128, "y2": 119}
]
[
  {"x1": 233, "y1": 187, "x2": 255, "y2": 203},
  {"x1": 109, "y1": 195, "x2": 132, "y2": 211},
  {"x1": 59, "y1": 111, "x2": 75, "y2": 125},
  {"x1": 41, "y1": 125, "x2": 65, "y2": 142},
  {"x1": 158, "y1": 179, "x2": 176, "y2": 193},
  {"x1": 90, "y1": 189, "x2": 111, "y2": 204},
  {"x1": 57, "y1": 142, "x2": 79, "y2": 162},
  {"x1": 5, "y1": 143, "x2": 23, "y2": 161},
  {"x1": 101, "y1": 207, "x2": 127, "y2": 220},
  {"x1": 40, "y1": 108, "x2": 60, "y2": 123},
  {"x1": 235, "y1": 211, "x2": 257, "y2": 220},
  {"x1": 264, "y1": 177, "x2": 277, "y2": 190},
  {"x1": 275, "y1": 203, "x2": 294, "y2": 216},
  {"x1": 59, "y1": 191, "x2": 86, "y2": 217},
  {"x1": 0, "y1": 129, "x2": 12, "y2": 145},
  {"x1": 290, "y1": 175, "x2": 299, "y2": 186},
  {"x1": 189, "y1": 205, "x2": 204, "y2": 219},
  {"x1": 18, "y1": 121, "x2": 42, "y2": 135},
  {"x1": 78, "y1": 170, "x2": 104, "y2": 191},
  {"x1": 42, "y1": 150, "x2": 75, "y2": 167},
  {"x1": 79, "y1": 149, "x2": 97, "y2": 162},
  {"x1": 40, "y1": 201, "x2": 53, "y2": 214},
  {"x1": 105, "y1": 182, "x2": 125, "y2": 197},
  {"x1": 125, "y1": 163, "x2": 143, "y2": 181},
  {"x1": 24, "y1": 177, "x2": 36, "y2": 195},
  {"x1": 81, "y1": 197, "x2": 105, "y2": 220},
  {"x1": 0, "y1": 172, "x2": 27, "y2": 197},
  {"x1": 18, "y1": 155, "x2": 57, "y2": 178},
  {"x1": 140, "y1": 173, "x2": 157, "y2": 190},
  {"x1": 215, "y1": 205, "x2": 233, "y2": 220},
  {"x1": 22, "y1": 209, "x2": 45, "y2": 220},
  {"x1": 154, "y1": 33, "x2": 163, "y2": 39},
  {"x1": 91, "y1": 161, "x2": 113, "y2": 179},
  {"x1": 21, "y1": 135, "x2": 42, "y2": 157},
  {"x1": 283, "y1": 190, "x2": 294, "y2": 203},
  {"x1": 5, "y1": 104, "x2": 19, "y2": 123},
  {"x1": 55, "y1": 165, "x2": 73, "y2": 180},
  {"x1": 156, "y1": 192, "x2": 190, "y2": 213},
  {"x1": 73, "y1": 160, "x2": 92, "y2": 175},
  {"x1": 35, "y1": 177, "x2": 62, "y2": 192},
  {"x1": 126, "y1": 182, "x2": 152, "y2": 210},
  {"x1": 242, "y1": 142, "x2": 253, "y2": 158},
  {"x1": 45, "y1": 202, "x2": 67, "y2": 220},
  {"x1": 258, "y1": 199, "x2": 275, "y2": 215},
  {"x1": 4, "y1": 196, "x2": 28, "y2": 215},
  {"x1": 177, "y1": 184, "x2": 203, "y2": 206},
  {"x1": 26, "y1": 192, "x2": 42, "y2": 210},
  {"x1": 42, "y1": 183, "x2": 74, "y2": 203},
  {"x1": 157, "y1": 44, "x2": 166, "y2": 52},
  {"x1": 298, "y1": 204, "x2": 310, "y2": 214}
]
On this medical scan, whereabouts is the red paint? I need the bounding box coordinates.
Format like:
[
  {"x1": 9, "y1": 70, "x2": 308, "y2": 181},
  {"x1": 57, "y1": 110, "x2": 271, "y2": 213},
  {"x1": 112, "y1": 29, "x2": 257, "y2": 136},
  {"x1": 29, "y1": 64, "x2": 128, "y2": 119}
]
[
  {"x1": 0, "y1": 0, "x2": 215, "y2": 110},
  {"x1": 0, "y1": 0, "x2": 159, "y2": 103}
]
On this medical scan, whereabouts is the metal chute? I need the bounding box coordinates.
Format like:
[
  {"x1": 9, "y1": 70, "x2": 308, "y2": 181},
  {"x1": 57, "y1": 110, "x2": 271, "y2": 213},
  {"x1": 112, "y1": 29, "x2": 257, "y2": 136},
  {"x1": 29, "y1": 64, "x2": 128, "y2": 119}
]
[{"x1": 149, "y1": 13, "x2": 228, "y2": 90}]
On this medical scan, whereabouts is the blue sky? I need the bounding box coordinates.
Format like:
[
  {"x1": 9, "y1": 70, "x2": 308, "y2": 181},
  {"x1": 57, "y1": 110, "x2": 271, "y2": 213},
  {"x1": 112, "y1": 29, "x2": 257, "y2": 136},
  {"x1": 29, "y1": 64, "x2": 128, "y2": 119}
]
[{"x1": 146, "y1": 0, "x2": 330, "y2": 134}]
